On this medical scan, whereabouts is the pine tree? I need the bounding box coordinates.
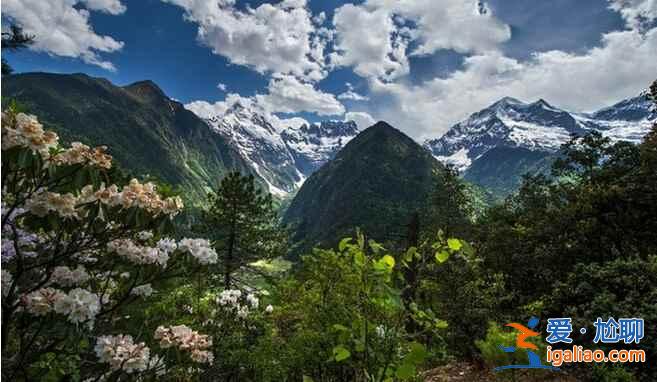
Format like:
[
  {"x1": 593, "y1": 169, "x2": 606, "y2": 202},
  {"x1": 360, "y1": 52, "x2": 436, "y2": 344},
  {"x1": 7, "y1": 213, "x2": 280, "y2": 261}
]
[
  {"x1": 199, "y1": 172, "x2": 286, "y2": 288},
  {"x1": 2, "y1": 25, "x2": 35, "y2": 76}
]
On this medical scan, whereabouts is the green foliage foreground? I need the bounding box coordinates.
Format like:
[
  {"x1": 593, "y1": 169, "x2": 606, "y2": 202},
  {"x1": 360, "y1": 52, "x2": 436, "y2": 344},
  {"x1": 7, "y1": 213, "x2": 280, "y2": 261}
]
[{"x1": 1, "y1": 105, "x2": 468, "y2": 380}]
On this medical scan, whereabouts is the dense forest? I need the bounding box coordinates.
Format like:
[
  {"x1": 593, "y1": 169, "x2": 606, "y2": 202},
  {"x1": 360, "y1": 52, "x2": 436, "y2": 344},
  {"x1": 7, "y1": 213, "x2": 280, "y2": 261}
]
[{"x1": 2, "y1": 71, "x2": 656, "y2": 382}]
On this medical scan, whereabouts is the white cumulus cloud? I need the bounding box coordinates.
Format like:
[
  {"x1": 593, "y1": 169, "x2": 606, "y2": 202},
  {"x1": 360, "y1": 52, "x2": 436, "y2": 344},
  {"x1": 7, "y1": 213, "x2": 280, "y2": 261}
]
[
  {"x1": 329, "y1": 0, "x2": 510, "y2": 82},
  {"x1": 255, "y1": 74, "x2": 345, "y2": 116},
  {"x1": 368, "y1": 27, "x2": 657, "y2": 139},
  {"x1": 345, "y1": 111, "x2": 376, "y2": 129},
  {"x1": 330, "y1": 3, "x2": 410, "y2": 81},
  {"x1": 185, "y1": 75, "x2": 344, "y2": 121},
  {"x1": 608, "y1": 0, "x2": 657, "y2": 29},
  {"x1": 338, "y1": 83, "x2": 370, "y2": 101},
  {"x1": 2, "y1": 0, "x2": 126, "y2": 71},
  {"x1": 163, "y1": 0, "x2": 329, "y2": 81}
]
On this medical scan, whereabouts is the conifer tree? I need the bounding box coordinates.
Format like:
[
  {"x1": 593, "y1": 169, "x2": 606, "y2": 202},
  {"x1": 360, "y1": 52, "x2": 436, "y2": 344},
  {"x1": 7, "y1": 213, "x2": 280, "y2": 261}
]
[
  {"x1": 2, "y1": 25, "x2": 35, "y2": 75},
  {"x1": 200, "y1": 172, "x2": 286, "y2": 288}
]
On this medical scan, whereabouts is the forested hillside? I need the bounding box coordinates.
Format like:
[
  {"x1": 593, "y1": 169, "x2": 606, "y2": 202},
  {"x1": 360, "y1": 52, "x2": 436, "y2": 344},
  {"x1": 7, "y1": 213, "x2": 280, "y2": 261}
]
[
  {"x1": 2, "y1": 72, "x2": 256, "y2": 201},
  {"x1": 283, "y1": 121, "x2": 446, "y2": 254}
]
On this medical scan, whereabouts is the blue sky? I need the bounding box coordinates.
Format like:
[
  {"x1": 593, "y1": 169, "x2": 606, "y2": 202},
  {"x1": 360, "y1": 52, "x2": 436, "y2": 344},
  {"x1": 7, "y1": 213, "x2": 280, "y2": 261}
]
[{"x1": 3, "y1": 0, "x2": 656, "y2": 138}]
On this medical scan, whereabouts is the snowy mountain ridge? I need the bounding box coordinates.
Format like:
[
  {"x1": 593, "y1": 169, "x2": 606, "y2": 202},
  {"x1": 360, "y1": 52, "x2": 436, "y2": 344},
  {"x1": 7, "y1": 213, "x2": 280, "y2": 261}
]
[
  {"x1": 205, "y1": 103, "x2": 359, "y2": 196},
  {"x1": 425, "y1": 93, "x2": 655, "y2": 172}
]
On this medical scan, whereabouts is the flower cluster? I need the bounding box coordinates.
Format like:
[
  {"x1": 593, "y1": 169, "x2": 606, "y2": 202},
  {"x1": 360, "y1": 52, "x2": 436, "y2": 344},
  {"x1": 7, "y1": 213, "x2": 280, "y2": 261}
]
[
  {"x1": 22, "y1": 288, "x2": 66, "y2": 316},
  {"x1": 154, "y1": 325, "x2": 213, "y2": 364},
  {"x1": 51, "y1": 141, "x2": 112, "y2": 169},
  {"x1": 2, "y1": 269, "x2": 13, "y2": 297},
  {"x1": 156, "y1": 238, "x2": 177, "y2": 254},
  {"x1": 26, "y1": 191, "x2": 79, "y2": 219},
  {"x1": 108, "y1": 239, "x2": 170, "y2": 267},
  {"x1": 130, "y1": 284, "x2": 154, "y2": 298},
  {"x1": 1, "y1": 111, "x2": 113, "y2": 169},
  {"x1": 217, "y1": 289, "x2": 263, "y2": 319},
  {"x1": 22, "y1": 287, "x2": 101, "y2": 326},
  {"x1": 137, "y1": 231, "x2": 154, "y2": 241},
  {"x1": 51, "y1": 265, "x2": 90, "y2": 287},
  {"x1": 2, "y1": 112, "x2": 59, "y2": 158},
  {"x1": 117, "y1": 179, "x2": 184, "y2": 216},
  {"x1": 1, "y1": 223, "x2": 40, "y2": 263},
  {"x1": 217, "y1": 289, "x2": 242, "y2": 306},
  {"x1": 107, "y1": 236, "x2": 218, "y2": 267},
  {"x1": 178, "y1": 238, "x2": 218, "y2": 265},
  {"x1": 79, "y1": 180, "x2": 184, "y2": 217},
  {"x1": 95, "y1": 334, "x2": 150, "y2": 373},
  {"x1": 54, "y1": 288, "x2": 102, "y2": 325},
  {"x1": 375, "y1": 325, "x2": 386, "y2": 339}
]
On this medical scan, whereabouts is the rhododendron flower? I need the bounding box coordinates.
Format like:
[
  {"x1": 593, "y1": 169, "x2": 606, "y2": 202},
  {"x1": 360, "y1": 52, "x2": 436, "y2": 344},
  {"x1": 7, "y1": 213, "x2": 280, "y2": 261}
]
[
  {"x1": 107, "y1": 239, "x2": 169, "y2": 267},
  {"x1": 2, "y1": 112, "x2": 59, "y2": 158},
  {"x1": 178, "y1": 238, "x2": 218, "y2": 264},
  {"x1": 156, "y1": 238, "x2": 177, "y2": 254},
  {"x1": 51, "y1": 265, "x2": 90, "y2": 287},
  {"x1": 137, "y1": 231, "x2": 154, "y2": 241},
  {"x1": 2, "y1": 270, "x2": 13, "y2": 297},
  {"x1": 246, "y1": 293, "x2": 259, "y2": 309},
  {"x1": 95, "y1": 334, "x2": 150, "y2": 373},
  {"x1": 53, "y1": 288, "x2": 101, "y2": 325},
  {"x1": 131, "y1": 284, "x2": 154, "y2": 298},
  {"x1": 23, "y1": 288, "x2": 66, "y2": 316},
  {"x1": 153, "y1": 325, "x2": 213, "y2": 364}
]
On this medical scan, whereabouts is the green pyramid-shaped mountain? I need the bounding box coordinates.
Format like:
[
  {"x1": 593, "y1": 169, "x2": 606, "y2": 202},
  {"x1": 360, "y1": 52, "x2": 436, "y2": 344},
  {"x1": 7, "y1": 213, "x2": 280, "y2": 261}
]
[
  {"x1": 2, "y1": 72, "x2": 254, "y2": 201},
  {"x1": 283, "y1": 121, "x2": 445, "y2": 253}
]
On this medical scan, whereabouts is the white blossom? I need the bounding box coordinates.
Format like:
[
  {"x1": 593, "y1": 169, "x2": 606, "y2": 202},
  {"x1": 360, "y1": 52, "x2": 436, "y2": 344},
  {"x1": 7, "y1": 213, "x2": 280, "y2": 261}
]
[
  {"x1": 23, "y1": 287, "x2": 66, "y2": 316},
  {"x1": 154, "y1": 325, "x2": 213, "y2": 364},
  {"x1": 53, "y1": 288, "x2": 101, "y2": 325},
  {"x1": 217, "y1": 289, "x2": 242, "y2": 306},
  {"x1": 25, "y1": 190, "x2": 80, "y2": 219},
  {"x1": 156, "y1": 238, "x2": 177, "y2": 254},
  {"x1": 178, "y1": 238, "x2": 218, "y2": 264},
  {"x1": 375, "y1": 325, "x2": 386, "y2": 339},
  {"x1": 136, "y1": 231, "x2": 154, "y2": 241},
  {"x1": 1, "y1": 112, "x2": 58, "y2": 158},
  {"x1": 51, "y1": 265, "x2": 90, "y2": 287},
  {"x1": 107, "y1": 239, "x2": 169, "y2": 267},
  {"x1": 246, "y1": 293, "x2": 259, "y2": 309},
  {"x1": 2, "y1": 269, "x2": 13, "y2": 297},
  {"x1": 130, "y1": 284, "x2": 154, "y2": 298},
  {"x1": 95, "y1": 334, "x2": 150, "y2": 373}
]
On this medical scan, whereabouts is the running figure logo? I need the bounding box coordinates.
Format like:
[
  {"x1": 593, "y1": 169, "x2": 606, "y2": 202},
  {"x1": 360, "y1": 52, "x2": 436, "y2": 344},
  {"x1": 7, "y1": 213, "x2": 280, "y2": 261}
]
[{"x1": 495, "y1": 316, "x2": 559, "y2": 371}]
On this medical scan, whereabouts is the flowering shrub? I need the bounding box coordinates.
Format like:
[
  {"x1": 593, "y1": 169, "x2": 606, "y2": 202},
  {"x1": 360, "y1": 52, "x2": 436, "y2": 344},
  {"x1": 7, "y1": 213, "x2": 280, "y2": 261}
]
[
  {"x1": 94, "y1": 334, "x2": 151, "y2": 374},
  {"x1": 154, "y1": 324, "x2": 214, "y2": 364},
  {"x1": 0, "y1": 108, "x2": 215, "y2": 380},
  {"x1": 1, "y1": 107, "x2": 461, "y2": 381}
]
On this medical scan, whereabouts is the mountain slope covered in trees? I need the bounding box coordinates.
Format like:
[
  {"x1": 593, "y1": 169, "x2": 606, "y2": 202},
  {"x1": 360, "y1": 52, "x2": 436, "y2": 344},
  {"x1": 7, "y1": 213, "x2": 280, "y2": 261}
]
[
  {"x1": 1, "y1": 72, "x2": 256, "y2": 201},
  {"x1": 283, "y1": 121, "x2": 446, "y2": 253}
]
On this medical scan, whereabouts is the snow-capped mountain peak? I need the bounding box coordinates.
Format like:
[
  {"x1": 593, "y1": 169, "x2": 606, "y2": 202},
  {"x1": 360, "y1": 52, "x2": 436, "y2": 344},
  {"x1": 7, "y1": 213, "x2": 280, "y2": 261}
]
[
  {"x1": 425, "y1": 93, "x2": 655, "y2": 172},
  {"x1": 282, "y1": 120, "x2": 359, "y2": 175},
  {"x1": 204, "y1": 105, "x2": 359, "y2": 196}
]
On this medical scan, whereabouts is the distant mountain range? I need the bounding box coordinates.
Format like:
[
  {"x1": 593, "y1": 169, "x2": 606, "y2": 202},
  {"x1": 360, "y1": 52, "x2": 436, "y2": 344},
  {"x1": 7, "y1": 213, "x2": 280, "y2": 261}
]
[
  {"x1": 3, "y1": 72, "x2": 653, "y2": 201},
  {"x1": 205, "y1": 103, "x2": 358, "y2": 196},
  {"x1": 1, "y1": 72, "x2": 359, "y2": 201},
  {"x1": 425, "y1": 94, "x2": 655, "y2": 196}
]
